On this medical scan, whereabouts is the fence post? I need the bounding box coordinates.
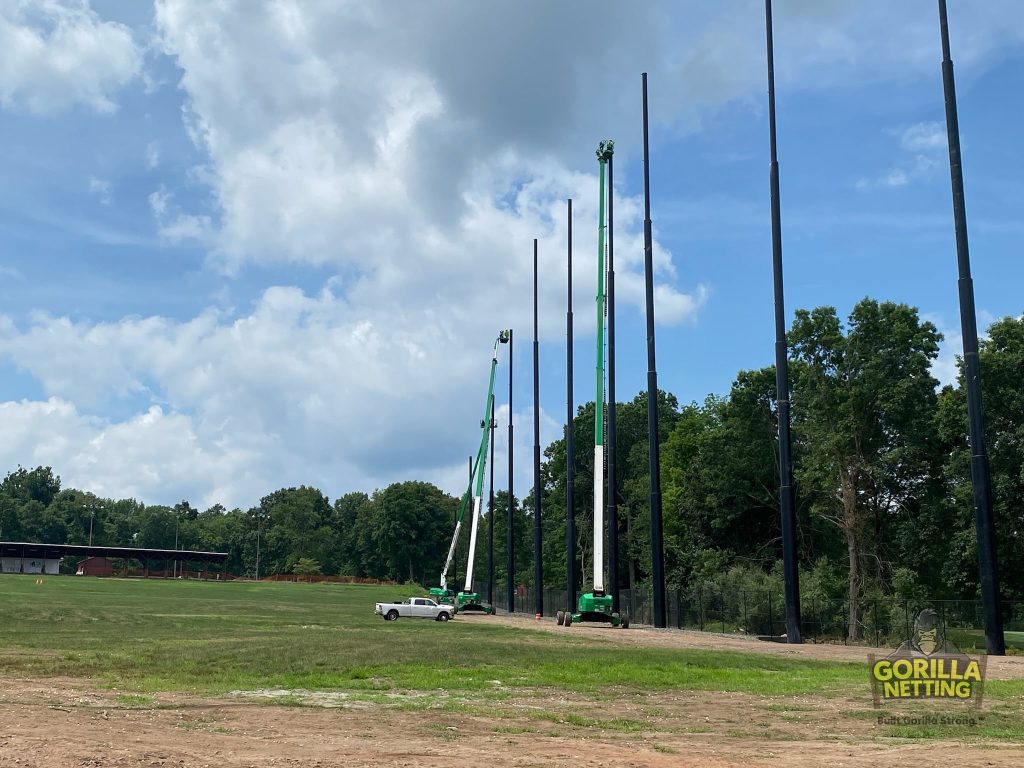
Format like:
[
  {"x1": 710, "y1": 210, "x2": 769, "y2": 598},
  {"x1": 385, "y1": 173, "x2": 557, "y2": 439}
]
[
  {"x1": 873, "y1": 600, "x2": 879, "y2": 647},
  {"x1": 905, "y1": 599, "x2": 910, "y2": 640},
  {"x1": 676, "y1": 590, "x2": 682, "y2": 630},
  {"x1": 812, "y1": 596, "x2": 817, "y2": 643},
  {"x1": 742, "y1": 591, "x2": 747, "y2": 634},
  {"x1": 698, "y1": 585, "x2": 704, "y2": 632},
  {"x1": 768, "y1": 591, "x2": 774, "y2": 637},
  {"x1": 721, "y1": 589, "x2": 727, "y2": 634}
]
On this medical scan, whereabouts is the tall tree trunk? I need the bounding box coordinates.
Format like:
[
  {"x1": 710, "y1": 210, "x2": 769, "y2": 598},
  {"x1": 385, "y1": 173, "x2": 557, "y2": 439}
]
[{"x1": 841, "y1": 467, "x2": 861, "y2": 641}]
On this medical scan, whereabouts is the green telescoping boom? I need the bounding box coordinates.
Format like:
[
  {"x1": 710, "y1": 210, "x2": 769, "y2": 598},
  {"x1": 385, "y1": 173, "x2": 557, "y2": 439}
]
[
  {"x1": 557, "y1": 141, "x2": 627, "y2": 629},
  {"x1": 430, "y1": 331, "x2": 509, "y2": 612}
]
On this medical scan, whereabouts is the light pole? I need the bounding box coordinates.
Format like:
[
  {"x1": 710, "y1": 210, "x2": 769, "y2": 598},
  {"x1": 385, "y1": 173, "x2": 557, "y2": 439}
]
[{"x1": 88, "y1": 509, "x2": 95, "y2": 547}]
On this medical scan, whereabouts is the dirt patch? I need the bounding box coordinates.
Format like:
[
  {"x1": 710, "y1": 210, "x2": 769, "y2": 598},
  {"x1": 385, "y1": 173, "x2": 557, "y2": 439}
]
[
  {"x1": 483, "y1": 613, "x2": 1024, "y2": 680},
  {"x1": 0, "y1": 676, "x2": 1021, "y2": 767}
]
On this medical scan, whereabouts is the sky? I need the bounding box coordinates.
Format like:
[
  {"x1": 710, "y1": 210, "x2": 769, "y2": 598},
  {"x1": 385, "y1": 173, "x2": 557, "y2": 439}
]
[{"x1": 0, "y1": 0, "x2": 1021, "y2": 511}]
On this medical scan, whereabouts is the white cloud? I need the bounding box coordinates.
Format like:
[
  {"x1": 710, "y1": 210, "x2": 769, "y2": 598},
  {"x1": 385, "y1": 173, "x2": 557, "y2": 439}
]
[
  {"x1": 859, "y1": 121, "x2": 952, "y2": 190},
  {"x1": 901, "y1": 122, "x2": 946, "y2": 153},
  {"x1": 146, "y1": 141, "x2": 160, "y2": 169},
  {"x1": 4, "y1": 0, "x2": 1024, "y2": 509},
  {"x1": 0, "y1": 0, "x2": 141, "y2": 114},
  {"x1": 0, "y1": 287, "x2": 541, "y2": 507},
  {"x1": 0, "y1": 397, "x2": 253, "y2": 509},
  {"x1": 88, "y1": 175, "x2": 111, "y2": 204},
  {"x1": 884, "y1": 169, "x2": 909, "y2": 188}
]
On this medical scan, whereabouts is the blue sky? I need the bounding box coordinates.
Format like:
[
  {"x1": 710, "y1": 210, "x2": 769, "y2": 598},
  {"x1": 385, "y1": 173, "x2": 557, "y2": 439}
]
[{"x1": 0, "y1": 1, "x2": 1021, "y2": 510}]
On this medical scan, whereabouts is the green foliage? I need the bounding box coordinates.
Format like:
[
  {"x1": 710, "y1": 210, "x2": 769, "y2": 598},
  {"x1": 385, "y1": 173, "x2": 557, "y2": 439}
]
[
  {"x1": 0, "y1": 301, "x2": 1021, "y2": 605},
  {"x1": 292, "y1": 557, "x2": 322, "y2": 576}
]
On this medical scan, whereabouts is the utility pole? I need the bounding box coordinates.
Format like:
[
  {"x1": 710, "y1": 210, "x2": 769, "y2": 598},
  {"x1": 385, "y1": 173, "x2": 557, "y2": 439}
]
[
  {"x1": 765, "y1": 0, "x2": 802, "y2": 643},
  {"x1": 507, "y1": 328, "x2": 515, "y2": 613},
  {"x1": 937, "y1": 0, "x2": 1004, "y2": 654},
  {"x1": 533, "y1": 238, "x2": 543, "y2": 619},
  {"x1": 566, "y1": 198, "x2": 577, "y2": 612},
  {"x1": 641, "y1": 73, "x2": 667, "y2": 628}
]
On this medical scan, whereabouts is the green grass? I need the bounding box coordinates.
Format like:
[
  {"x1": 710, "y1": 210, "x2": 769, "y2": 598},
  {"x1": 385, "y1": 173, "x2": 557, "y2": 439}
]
[
  {"x1": 2, "y1": 574, "x2": 1022, "y2": 716},
  {"x1": 951, "y1": 629, "x2": 1024, "y2": 653}
]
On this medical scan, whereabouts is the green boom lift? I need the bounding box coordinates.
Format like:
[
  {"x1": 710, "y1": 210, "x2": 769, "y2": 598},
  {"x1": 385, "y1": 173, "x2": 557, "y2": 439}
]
[
  {"x1": 558, "y1": 141, "x2": 627, "y2": 629},
  {"x1": 430, "y1": 331, "x2": 509, "y2": 613}
]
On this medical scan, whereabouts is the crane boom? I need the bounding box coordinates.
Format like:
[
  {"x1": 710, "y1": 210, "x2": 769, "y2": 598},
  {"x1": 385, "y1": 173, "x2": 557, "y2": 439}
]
[
  {"x1": 556, "y1": 141, "x2": 626, "y2": 630},
  {"x1": 593, "y1": 139, "x2": 613, "y2": 595},
  {"x1": 464, "y1": 339, "x2": 502, "y2": 592},
  {"x1": 433, "y1": 331, "x2": 509, "y2": 604}
]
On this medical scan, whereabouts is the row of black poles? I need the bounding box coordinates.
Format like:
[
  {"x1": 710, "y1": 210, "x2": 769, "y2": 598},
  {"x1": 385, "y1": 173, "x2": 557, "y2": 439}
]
[
  {"x1": 559, "y1": 76, "x2": 666, "y2": 626},
  {"x1": 763, "y1": 0, "x2": 1003, "y2": 652},
  {"x1": 515, "y1": 1, "x2": 1001, "y2": 649}
]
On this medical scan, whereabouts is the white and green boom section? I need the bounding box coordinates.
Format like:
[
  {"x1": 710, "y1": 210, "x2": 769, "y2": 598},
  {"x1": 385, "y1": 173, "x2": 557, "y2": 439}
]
[
  {"x1": 558, "y1": 140, "x2": 627, "y2": 629},
  {"x1": 430, "y1": 331, "x2": 509, "y2": 612}
]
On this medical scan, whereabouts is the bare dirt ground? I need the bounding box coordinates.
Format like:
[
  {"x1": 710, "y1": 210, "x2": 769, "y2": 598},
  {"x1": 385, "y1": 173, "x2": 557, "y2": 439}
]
[{"x1": 1, "y1": 617, "x2": 1021, "y2": 768}]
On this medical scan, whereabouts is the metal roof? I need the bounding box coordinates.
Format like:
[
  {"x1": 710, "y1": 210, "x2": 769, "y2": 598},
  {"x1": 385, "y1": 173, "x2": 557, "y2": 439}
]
[{"x1": 0, "y1": 541, "x2": 228, "y2": 562}]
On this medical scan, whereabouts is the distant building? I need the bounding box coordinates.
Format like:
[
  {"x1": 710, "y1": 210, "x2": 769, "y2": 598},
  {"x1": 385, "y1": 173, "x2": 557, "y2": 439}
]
[
  {"x1": 1, "y1": 541, "x2": 228, "y2": 578},
  {"x1": 75, "y1": 557, "x2": 114, "y2": 577},
  {"x1": 1, "y1": 556, "x2": 61, "y2": 574}
]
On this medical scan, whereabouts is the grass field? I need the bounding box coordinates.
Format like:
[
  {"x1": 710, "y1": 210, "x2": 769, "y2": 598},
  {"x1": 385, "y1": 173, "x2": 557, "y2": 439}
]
[
  {"x1": 1, "y1": 574, "x2": 1023, "y2": 764},
  {"x1": 0, "y1": 575, "x2": 870, "y2": 695}
]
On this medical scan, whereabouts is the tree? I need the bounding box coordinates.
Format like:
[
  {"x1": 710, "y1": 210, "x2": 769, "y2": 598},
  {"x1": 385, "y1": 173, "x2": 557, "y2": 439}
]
[
  {"x1": 661, "y1": 370, "x2": 793, "y2": 587},
  {"x1": 258, "y1": 486, "x2": 335, "y2": 575},
  {"x1": 938, "y1": 314, "x2": 1024, "y2": 599},
  {"x1": 293, "y1": 557, "x2": 323, "y2": 579},
  {"x1": 333, "y1": 492, "x2": 370, "y2": 576},
  {"x1": 364, "y1": 481, "x2": 456, "y2": 583},
  {"x1": 789, "y1": 299, "x2": 944, "y2": 639}
]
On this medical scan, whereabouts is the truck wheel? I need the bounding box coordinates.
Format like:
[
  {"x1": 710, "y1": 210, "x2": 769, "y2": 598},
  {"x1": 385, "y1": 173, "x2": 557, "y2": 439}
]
[
  {"x1": 564, "y1": 613, "x2": 572, "y2": 627},
  {"x1": 622, "y1": 617, "x2": 630, "y2": 629},
  {"x1": 386, "y1": 610, "x2": 399, "y2": 622},
  {"x1": 437, "y1": 612, "x2": 450, "y2": 622},
  {"x1": 556, "y1": 611, "x2": 564, "y2": 626}
]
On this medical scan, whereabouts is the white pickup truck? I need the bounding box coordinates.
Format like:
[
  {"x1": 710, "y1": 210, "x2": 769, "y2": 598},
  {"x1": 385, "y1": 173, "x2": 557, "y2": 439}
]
[{"x1": 375, "y1": 597, "x2": 455, "y2": 622}]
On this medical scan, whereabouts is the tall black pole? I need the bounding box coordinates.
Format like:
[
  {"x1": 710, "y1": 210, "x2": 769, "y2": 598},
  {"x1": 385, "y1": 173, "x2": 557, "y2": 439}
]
[
  {"x1": 533, "y1": 238, "x2": 544, "y2": 618},
  {"x1": 566, "y1": 200, "x2": 577, "y2": 612},
  {"x1": 506, "y1": 329, "x2": 515, "y2": 613},
  {"x1": 488, "y1": 395, "x2": 495, "y2": 608},
  {"x1": 937, "y1": 0, "x2": 1004, "y2": 655},
  {"x1": 765, "y1": 0, "x2": 803, "y2": 644},
  {"x1": 607, "y1": 153, "x2": 619, "y2": 614},
  {"x1": 641, "y1": 73, "x2": 666, "y2": 628}
]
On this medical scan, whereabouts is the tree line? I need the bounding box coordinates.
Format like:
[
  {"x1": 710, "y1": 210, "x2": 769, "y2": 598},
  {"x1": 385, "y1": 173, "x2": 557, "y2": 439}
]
[{"x1": 2, "y1": 299, "x2": 1021, "y2": 639}]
